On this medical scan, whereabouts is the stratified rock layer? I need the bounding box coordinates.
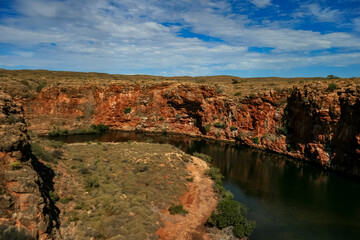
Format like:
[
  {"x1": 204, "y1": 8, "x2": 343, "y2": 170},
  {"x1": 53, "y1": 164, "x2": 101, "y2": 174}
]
[
  {"x1": 22, "y1": 83, "x2": 360, "y2": 176},
  {"x1": 0, "y1": 92, "x2": 59, "y2": 239}
]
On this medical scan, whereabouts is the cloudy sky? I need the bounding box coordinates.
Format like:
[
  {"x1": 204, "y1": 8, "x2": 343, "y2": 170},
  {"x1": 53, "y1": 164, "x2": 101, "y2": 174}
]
[{"x1": 0, "y1": 0, "x2": 360, "y2": 77}]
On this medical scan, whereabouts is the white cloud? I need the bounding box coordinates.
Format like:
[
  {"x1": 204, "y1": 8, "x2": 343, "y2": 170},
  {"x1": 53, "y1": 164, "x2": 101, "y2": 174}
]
[
  {"x1": 294, "y1": 3, "x2": 342, "y2": 22},
  {"x1": 249, "y1": 0, "x2": 271, "y2": 8},
  {"x1": 0, "y1": 0, "x2": 359, "y2": 76},
  {"x1": 354, "y1": 18, "x2": 360, "y2": 32}
]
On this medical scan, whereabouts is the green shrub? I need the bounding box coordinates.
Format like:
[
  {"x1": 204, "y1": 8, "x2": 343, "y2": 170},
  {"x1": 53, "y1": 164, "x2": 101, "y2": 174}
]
[
  {"x1": 206, "y1": 166, "x2": 224, "y2": 194},
  {"x1": 204, "y1": 124, "x2": 211, "y2": 132},
  {"x1": 252, "y1": 137, "x2": 260, "y2": 144},
  {"x1": 234, "y1": 92, "x2": 242, "y2": 97},
  {"x1": 168, "y1": 204, "x2": 188, "y2": 216},
  {"x1": 49, "y1": 190, "x2": 59, "y2": 202},
  {"x1": 124, "y1": 107, "x2": 132, "y2": 114},
  {"x1": 186, "y1": 177, "x2": 194, "y2": 182},
  {"x1": 59, "y1": 196, "x2": 74, "y2": 204},
  {"x1": 31, "y1": 143, "x2": 56, "y2": 162},
  {"x1": 36, "y1": 82, "x2": 46, "y2": 92},
  {"x1": 222, "y1": 190, "x2": 234, "y2": 200},
  {"x1": 232, "y1": 79, "x2": 239, "y2": 84},
  {"x1": 230, "y1": 126, "x2": 237, "y2": 132},
  {"x1": 8, "y1": 114, "x2": 17, "y2": 124},
  {"x1": 48, "y1": 140, "x2": 64, "y2": 148},
  {"x1": 10, "y1": 161, "x2": 21, "y2": 170},
  {"x1": 327, "y1": 75, "x2": 340, "y2": 79},
  {"x1": 208, "y1": 198, "x2": 255, "y2": 238},
  {"x1": 48, "y1": 129, "x2": 68, "y2": 137},
  {"x1": 249, "y1": 93, "x2": 257, "y2": 99},
  {"x1": 91, "y1": 124, "x2": 109, "y2": 132},
  {"x1": 49, "y1": 125, "x2": 109, "y2": 137},
  {"x1": 52, "y1": 149, "x2": 63, "y2": 159},
  {"x1": 84, "y1": 177, "x2": 100, "y2": 189},
  {"x1": 213, "y1": 122, "x2": 226, "y2": 129},
  {"x1": 214, "y1": 84, "x2": 223, "y2": 94},
  {"x1": 193, "y1": 152, "x2": 212, "y2": 163},
  {"x1": 174, "y1": 114, "x2": 181, "y2": 120},
  {"x1": 327, "y1": 82, "x2": 337, "y2": 92},
  {"x1": 78, "y1": 167, "x2": 90, "y2": 175}
]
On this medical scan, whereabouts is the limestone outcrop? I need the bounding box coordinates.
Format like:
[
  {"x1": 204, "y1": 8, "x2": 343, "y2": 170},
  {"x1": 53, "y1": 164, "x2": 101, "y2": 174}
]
[{"x1": 0, "y1": 92, "x2": 59, "y2": 239}]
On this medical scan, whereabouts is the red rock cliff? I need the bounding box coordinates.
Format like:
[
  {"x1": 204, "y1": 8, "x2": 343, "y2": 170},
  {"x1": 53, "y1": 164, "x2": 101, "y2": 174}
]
[
  {"x1": 22, "y1": 83, "x2": 360, "y2": 176},
  {"x1": 0, "y1": 92, "x2": 59, "y2": 239}
]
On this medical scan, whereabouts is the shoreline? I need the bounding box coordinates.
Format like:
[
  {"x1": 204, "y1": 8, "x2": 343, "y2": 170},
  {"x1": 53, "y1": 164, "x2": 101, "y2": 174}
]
[
  {"x1": 155, "y1": 156, "x2": 218, "y2": 239},
  {"x1": 45, "y1": 128, "x2": 360, "y2": 181}
]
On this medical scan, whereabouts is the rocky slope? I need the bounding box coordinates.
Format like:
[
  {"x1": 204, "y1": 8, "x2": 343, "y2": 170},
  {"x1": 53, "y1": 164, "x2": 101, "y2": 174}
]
[
  {"x1": 19, "y1": 81, "x2": 360, "y2": 176},
  {"x1": 0, "y1": 92, "x2": 59, "y2": 239}
]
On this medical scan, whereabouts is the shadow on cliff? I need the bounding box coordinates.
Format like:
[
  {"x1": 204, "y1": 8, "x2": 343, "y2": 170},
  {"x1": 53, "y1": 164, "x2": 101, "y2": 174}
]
[
  {"x1": 332, "y1": 98, "x2": 360, "y2": 175},
  {"x1": 30, "y1": 153, "x2": 61, "y2": 237}
]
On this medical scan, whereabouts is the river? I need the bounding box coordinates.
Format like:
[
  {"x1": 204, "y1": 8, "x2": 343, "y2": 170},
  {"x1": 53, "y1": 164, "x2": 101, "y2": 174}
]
[{"x1": 50, "y1": 131, "x2": 360, "y2": 240}]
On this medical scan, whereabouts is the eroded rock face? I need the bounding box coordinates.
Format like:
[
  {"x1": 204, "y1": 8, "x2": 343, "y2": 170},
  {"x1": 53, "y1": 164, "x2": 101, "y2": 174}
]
[
  {"x1": 22, "y1": 83, "x2": 360, "y2": 176},
  {"x1": 24, "y1": 83, "x2": 287, "y2": 140},
  {"x1": 285, "y1": 86, "x2": 360, "y2": 175},
  {"x1": 0, "y1": 92, "x2": 59, "y2": 239}
]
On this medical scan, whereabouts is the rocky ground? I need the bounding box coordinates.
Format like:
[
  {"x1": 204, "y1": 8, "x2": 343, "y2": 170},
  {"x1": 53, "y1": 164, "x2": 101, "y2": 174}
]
[{"x1": 0, "y1": 91, "x2": 60, "y2": 239}]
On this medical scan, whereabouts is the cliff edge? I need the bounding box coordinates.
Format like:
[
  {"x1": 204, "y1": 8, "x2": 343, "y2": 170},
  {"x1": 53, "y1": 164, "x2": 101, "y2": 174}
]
[{"x1": 0, "y1": 91, "x2": 59, "y2": 239}]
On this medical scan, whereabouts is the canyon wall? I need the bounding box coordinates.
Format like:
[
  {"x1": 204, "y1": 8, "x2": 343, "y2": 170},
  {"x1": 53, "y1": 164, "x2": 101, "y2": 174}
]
[
  {"x1": 21, "y1": 83, "x2": 360, "y2": 176},
  {"x1": 0, "y1": 92, "x2": 59, "y2": 239}
]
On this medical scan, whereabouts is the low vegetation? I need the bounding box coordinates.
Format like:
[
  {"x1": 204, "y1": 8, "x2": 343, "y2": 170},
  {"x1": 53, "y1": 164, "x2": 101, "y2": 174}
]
[
  {"x1": 204, "y1": 123, "x2": 212, "y2": 133},
  {"x1": 201, "y1": 152, "x2": 255, "y2": 238},
  {"x1": 327, "y1": 75, "x2": 340, "y2": 79},
  {"x1": 10, "y1": 161, "x2": 21, "y2": 170},
  {"x1": 31, "y1": 142, "x2": 58, "y2": 163},
  {"x1": 193, "y1": 152, "x2": 212, "y2": 163},
  {"x1": 327, "y1": 82, "x2": 337, "y2": 92},
  {"x1": 206, "y1": 165, "x2": 225, "y2": 195},
  {"x1": 252, "y1": 137, "x2": 260, "y2": 144},
  {"x1": 168, "y1": 204, "x2": 188, "y2": 216},
  {"x1": 208, "y1": 197, "x2": 256, "y2": 238},
  {"x1": 35, "y1": 140, "x2": 191, "y2": 240},
  {"x1": 49, "y1": 190, "x2": 60, "y2": 202},
  {"x1": 48, "y1": 124, "x2": 109, "y2": 137},
  {"x1": 124, "y1": 107, "x2": 132, "y2": 114},
  {"x1": 213, "y1": 122, "x2": 227, "y2": 129}
]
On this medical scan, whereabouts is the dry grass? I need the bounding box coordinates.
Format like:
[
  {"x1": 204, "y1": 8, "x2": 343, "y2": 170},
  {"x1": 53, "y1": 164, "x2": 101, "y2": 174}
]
[
  {"x1": 35, "y1": 138, "x2": 191, "y2": 240},
  {"x1": 1, "y1": 69, "x2": 358, "y2": 99}
]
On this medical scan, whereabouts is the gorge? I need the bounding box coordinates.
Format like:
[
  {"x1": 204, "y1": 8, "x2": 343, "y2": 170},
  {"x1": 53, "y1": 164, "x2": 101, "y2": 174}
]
[{"x1": 1, "y1": 69, "x2": 359, "y2": 239}]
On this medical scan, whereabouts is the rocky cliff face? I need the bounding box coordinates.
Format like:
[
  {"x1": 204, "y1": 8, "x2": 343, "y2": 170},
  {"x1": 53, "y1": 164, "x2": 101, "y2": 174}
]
[
  {"x1": 284, "y1": 86, "x2": 360, "y2": 175},
  {"x1": 0, "y1": 92, "x2": 59, "y2": 239},
  {"x1": 21, "y1": 82, "x2": 360, "y2": 176}
]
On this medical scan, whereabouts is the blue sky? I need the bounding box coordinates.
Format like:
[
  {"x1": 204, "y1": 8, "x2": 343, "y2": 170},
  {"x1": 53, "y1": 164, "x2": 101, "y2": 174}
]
[{"x1": 0, "y1": 0, "x2": 359, "y2": 77}]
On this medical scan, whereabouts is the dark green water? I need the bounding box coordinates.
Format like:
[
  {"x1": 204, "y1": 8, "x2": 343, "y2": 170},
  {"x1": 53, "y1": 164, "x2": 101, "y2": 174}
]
[{"x1": 51, "y1": 131, "x2": 360, "y2": 239}]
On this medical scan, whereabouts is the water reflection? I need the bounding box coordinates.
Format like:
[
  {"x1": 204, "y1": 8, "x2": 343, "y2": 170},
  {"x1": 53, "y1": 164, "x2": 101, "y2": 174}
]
[{"x1": 50, "y1": 131, "x2": 360, "y2": 240}]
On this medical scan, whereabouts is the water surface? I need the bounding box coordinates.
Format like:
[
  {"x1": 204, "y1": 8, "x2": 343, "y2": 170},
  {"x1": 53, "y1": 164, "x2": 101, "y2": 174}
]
[{"x1": 51, "y1": 131, "x2": 360, "y2": 239}]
